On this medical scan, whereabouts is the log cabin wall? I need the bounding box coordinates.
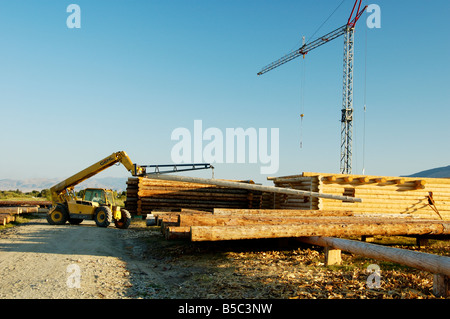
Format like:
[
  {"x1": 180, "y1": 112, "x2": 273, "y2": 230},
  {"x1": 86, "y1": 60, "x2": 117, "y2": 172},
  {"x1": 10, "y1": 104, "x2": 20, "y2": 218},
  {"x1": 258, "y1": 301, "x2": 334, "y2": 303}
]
[
  {"x1": 266, "y1": 172, "x2": 450, "y2": 220},
  {"x1": 264, "y1": 175, "x2": 320, "y2": 210}
]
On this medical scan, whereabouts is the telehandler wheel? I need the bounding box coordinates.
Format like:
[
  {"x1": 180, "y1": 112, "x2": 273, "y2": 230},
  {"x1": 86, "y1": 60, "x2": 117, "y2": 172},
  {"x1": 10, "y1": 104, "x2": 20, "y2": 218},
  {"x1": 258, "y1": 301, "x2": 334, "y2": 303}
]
[
  {"x1": 46, "y1": 204, "x2": 69, "y2": 225},
  {"x1": 114, "y1": 209, "x2": 131, "y2": 229},
  {"x1": 94, "y1": 206, "x2": 112, "y2": 228}
]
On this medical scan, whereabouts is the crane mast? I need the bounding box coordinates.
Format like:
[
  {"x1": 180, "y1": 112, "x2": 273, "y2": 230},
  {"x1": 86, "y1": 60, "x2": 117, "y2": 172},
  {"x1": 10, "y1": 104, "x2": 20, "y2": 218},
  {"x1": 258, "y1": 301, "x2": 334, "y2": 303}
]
[
  {"x1": 341, "y1": 25, "x2": 355, "y2": 174},
  {"x1": 258, "y1": 1, "x2": 366, "y2": 174}
]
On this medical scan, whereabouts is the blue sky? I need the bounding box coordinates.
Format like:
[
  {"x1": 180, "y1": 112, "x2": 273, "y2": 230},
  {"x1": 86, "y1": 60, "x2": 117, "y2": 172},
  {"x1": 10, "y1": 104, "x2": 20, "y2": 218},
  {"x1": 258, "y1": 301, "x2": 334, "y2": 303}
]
[{"x1": 0, "y1": 0, "x2": 449, "y2": 185}]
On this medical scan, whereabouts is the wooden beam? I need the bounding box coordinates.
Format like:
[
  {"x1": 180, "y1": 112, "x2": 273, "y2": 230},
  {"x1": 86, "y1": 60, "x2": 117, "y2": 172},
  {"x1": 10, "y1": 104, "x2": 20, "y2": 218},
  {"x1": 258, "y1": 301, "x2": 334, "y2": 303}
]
[
  {"x1": 19, "y1": 206, "x2": 39, "y2": 214},
  {"x1": 433, "y1": 274, "x2": 449, "y2": 298},
  {"x1": 179, "y1": 214, "x2": 376, "y2": 227},
  {"x1": 180, "y1": 208, "x2": 213, "y2": 214},
  {"x1": 267, "y1": 176, "x2": 313, "y2": 182},
  {"x1": 190, "y1": 220, "x2": 450, "y2": 242},
  {"x1": 302, "y1": 172, "x2": 450, "y2": 185},
  {"x1": 324, "y1": 247, "x2": 342, "y2": 266},
  {"x1": 212, "y1": 208, "x2": 353, "y2": 216}
]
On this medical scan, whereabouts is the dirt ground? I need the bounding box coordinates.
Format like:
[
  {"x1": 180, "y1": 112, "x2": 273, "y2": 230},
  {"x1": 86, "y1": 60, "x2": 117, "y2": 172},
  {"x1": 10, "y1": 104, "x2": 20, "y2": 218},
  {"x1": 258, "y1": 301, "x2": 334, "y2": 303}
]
[{"x1": 0, "y1": 215, "x2": 448, "y2": 300}]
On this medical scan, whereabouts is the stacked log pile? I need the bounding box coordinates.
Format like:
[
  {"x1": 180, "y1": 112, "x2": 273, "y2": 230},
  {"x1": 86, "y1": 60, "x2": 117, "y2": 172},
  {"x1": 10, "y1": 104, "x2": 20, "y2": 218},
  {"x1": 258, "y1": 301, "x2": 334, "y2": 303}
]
[
  {"x1": 267, "y1": 172, "x2": 450, "y2": 220},
  {"x1": 125, "y1": 177, "x2": 262, "y2": 216},
  {"x1": 0, "y1": 207, "x2": 19, "y2": 226},
  {"x1": 0, "y1": 205, "x2": 40, "y2": 226},
  {"x1": 152, "y1": 208, "x2": 450, "y2": 242}
]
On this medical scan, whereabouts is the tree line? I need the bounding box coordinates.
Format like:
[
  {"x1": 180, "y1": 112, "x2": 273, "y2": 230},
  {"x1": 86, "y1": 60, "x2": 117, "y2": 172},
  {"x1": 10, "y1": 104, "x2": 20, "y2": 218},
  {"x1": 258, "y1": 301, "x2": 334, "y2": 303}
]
[{"x1": 0, "y1": 189, "x2": 127, "y2": 202}]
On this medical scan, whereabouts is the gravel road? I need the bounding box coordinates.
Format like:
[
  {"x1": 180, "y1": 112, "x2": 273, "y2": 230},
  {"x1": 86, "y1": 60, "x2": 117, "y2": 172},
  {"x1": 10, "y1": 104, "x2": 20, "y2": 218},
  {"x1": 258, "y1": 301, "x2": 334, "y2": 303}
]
[
  {"x1": 1, "y1": 217, "x2": 447, "y2": 300},
  {"x1": 0, "y1": 217, "x2": 169, "y2": 299}
]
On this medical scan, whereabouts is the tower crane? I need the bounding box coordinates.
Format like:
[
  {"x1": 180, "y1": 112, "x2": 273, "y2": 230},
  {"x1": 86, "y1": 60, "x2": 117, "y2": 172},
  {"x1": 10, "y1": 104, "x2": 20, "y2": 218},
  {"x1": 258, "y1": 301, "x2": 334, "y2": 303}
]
[{"x1": 258, "y1": 0, "x2": 367, "y2": 174}]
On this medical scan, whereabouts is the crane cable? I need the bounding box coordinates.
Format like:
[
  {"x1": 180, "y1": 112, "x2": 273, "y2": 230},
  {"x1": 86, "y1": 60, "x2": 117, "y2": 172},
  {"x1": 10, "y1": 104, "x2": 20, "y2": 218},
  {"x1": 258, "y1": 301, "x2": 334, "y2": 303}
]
[
  {"x1": 307, "y1": 0, "x2": 347, "y2": 42},
  {"x1": 298, "y1": 0, "x2": 348, "y2": 149},
  {"x1": 300, "y1": 36, "x2": 306, "y2": 149},
  {"x1": 362, "y1": 2, "x2": 368, "y2": 175}
]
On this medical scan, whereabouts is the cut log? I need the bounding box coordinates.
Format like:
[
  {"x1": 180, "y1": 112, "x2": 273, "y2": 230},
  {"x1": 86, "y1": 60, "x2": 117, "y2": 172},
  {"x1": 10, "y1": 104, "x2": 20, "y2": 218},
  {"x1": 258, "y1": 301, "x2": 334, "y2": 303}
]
[
  {"x1": 179, "y1": 214, "x2": 414, "y2": 227},
  {"x1": 0, "y1": 207, "x2": 21, "y2": 215},
  {"x1": 0, "y1": 213, "x2": 15, "y2": 224},
  {"x1": 359, "y1": 177, "x2": 370, "y2": 183},
  {"x1": 190, "y1": 220, "x2": 450, "y2": 241},
  {"x1": 19, "y1": 206, "x2": 39, "y2": 214},
  {"x1": 165, "y1": 226, "x2": 191, "y2": 240}
]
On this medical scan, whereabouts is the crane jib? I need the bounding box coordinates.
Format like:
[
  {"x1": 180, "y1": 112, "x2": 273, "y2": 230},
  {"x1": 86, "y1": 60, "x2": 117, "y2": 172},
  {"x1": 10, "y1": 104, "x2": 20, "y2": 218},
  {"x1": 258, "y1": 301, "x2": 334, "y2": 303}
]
[
  {"x1": 257, "y1": 24, "x2": 347, "y2": 76},
  {"x1": 257, "y1": 3, "x2": 367, "y2": 76}
]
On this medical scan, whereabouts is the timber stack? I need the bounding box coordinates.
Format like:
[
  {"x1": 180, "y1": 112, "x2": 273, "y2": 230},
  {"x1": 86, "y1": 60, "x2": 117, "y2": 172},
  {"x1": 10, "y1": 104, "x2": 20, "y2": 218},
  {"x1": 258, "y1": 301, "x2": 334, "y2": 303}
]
[
  {"x1": 145, "y1": 171, "x2": 450, "y2": 241},
  {"x1": 135, "y1": 171, "x2": 450, "y2": 240},
  {"x1": 0, "y1": 205, "x2": 40, "y2": 226},
  {"x1": 125, "y1": 177, "x2": 262, "y2": 216}
]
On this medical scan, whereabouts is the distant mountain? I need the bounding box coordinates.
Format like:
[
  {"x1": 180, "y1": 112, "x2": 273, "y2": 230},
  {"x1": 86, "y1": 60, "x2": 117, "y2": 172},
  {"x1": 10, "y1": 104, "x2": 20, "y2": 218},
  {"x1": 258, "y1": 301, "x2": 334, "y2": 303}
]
[
  {"x1": 405, "y1": 165, "x2": 450, "y2": 178},
  {"x1": 0, "y1": 177, "x2": 128, "y2": 192},
  {"x1": 3, "y1": 165, "x2": 449, "y2": 192},
  {"x1": 0, "y1": 178, "x2": 59, "y2": 192}
]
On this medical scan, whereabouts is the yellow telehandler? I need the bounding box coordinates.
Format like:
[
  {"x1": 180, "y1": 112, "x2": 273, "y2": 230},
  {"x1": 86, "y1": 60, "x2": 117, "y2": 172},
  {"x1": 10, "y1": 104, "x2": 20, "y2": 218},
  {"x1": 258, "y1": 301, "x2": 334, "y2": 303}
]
[
  {"x1": 47, "y1": 151, "x2": 212, "y2": 229},
  {"x1": 47, "y1": 151, "x2": 145, "y2": 229}
]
